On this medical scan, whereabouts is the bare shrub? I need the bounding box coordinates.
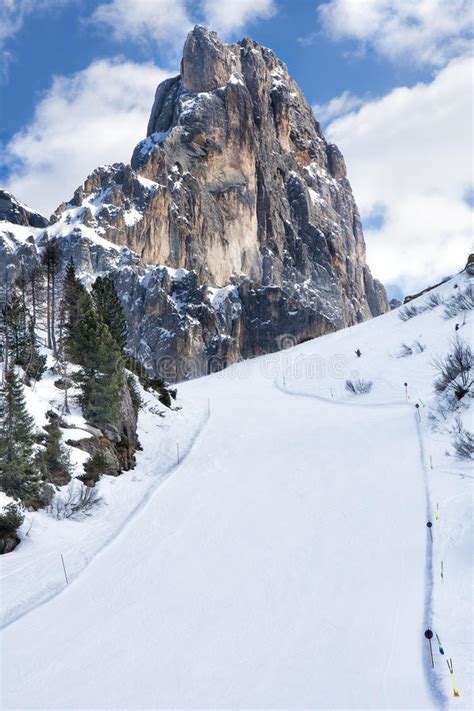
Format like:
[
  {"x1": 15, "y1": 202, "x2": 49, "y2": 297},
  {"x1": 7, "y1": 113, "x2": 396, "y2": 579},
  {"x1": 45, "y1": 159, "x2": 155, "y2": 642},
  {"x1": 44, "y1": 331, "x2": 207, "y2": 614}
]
[
  {"x1": 433, "y1": 337, "x2": 474, "y2": 401},
  {"x1": 443, "y1": 285, "x2": 474, "y2": 319},
  {"x1": 450, "y1": 416, "x2": 474, "y2": 460},
  {"x1": 398, "y1": 341, "x2": 426, "y2": 357},
  {"x1": 399, "y1": 304, "x2": 421, "y2": 321},
  {"x1": 345, "y1": 378, "x2": 373, "y2": 394},
  {"x1": 398, "y1": 343, "x2": 413, "y2": 357},
  {"x1": 425, "y1": 293, "x2": 443, "y2": 309},
  {"x1": 48, "y1": 482, "x2": 102, "y2": 520}
]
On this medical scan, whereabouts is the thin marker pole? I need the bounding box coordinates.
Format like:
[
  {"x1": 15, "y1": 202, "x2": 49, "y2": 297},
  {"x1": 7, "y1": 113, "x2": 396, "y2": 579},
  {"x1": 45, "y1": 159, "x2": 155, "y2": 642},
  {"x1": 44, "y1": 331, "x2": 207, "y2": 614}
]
[
  {"x1": 415, "y1": 403, "x2": 421, "y2": 421},
  {"x1": 440, "y1": 561, "x2": 444, "y2": 583},
  {"x1": 404, "y1": 382, "x2": 409, "y2": 401},
  {"x1": 424, "y1": 629, "x2": 434, "y2": 668},
  {"x1": 177, "y1": 443, "x2": 180, "y2": 465},
  {"x1": 435, "y1": 632, "x2": 444, "y2": 655},
  {"x1": 427, "y1": 521, "x2": 433, "y2": 542},
  {"x1": 430, "y1": 455, "x2": 434, "y2": 470},
  {"x1": 60, "y1": 553, "x2": 69, "y2": 585},
  {"x1": 446, "y1": 659, "x2": 460, "y2": 697}
]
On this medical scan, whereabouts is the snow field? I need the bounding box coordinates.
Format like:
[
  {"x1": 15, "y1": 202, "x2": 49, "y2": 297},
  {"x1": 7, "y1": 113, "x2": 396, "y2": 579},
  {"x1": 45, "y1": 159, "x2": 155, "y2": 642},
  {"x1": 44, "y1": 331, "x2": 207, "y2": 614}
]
[{"x1": 1, "y1": 272, "x2": 472, "y2": 709}]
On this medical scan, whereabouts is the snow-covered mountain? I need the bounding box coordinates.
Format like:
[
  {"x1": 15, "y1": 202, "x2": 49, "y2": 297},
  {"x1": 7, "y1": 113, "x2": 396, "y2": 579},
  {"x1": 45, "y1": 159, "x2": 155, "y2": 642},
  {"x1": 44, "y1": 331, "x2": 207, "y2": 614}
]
[
  {"x1": 0, "y1": 26, "x2": 387, "y2": 381},
  {"x1": 1, "y1": 266, "x2": 472, "y2": 709}
]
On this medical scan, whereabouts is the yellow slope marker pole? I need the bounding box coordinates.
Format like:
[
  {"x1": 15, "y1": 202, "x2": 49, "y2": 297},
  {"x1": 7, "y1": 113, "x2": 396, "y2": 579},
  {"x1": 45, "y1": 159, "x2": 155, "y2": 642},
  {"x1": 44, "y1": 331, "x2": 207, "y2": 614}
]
[{"x1": 447, "y1": 659, "x2": 460, "y2": 697}]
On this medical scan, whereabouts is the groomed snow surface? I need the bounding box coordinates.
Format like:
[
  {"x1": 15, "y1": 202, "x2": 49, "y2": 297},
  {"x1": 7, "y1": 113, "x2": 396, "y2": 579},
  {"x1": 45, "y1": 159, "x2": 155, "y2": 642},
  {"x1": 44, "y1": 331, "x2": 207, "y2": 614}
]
[{"x1": 1, "y1": 274, "x2": 472, "y2": 710}]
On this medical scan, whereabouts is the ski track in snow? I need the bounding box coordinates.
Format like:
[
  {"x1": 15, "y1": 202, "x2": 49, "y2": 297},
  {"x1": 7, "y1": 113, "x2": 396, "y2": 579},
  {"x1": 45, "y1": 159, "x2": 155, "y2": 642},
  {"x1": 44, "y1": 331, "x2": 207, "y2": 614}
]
[{"x1": 276, "y1": 374, "x2": 445, "y2": 708}]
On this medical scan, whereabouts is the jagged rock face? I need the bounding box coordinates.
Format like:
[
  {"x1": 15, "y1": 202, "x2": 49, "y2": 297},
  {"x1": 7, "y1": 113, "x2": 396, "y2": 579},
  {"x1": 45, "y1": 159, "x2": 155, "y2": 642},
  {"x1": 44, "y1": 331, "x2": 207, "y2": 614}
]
[
  {"x1": 1, "y1": 26, "x2": 387, "y2": 381},
  {"x1": 126, "y1": 26, "x2": 387, "y2": 325},
  {"x1": 0, "y1": 190, "x2": 49, "y2": 228}
]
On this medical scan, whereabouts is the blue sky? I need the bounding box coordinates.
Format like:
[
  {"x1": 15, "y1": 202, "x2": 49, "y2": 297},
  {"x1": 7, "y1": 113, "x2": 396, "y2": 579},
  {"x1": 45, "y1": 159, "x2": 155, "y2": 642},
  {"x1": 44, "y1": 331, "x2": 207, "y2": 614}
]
[
  {"x1": 0, "y1": 0, "x2": 472, "y2": 295},
  {"x1": 0, "y1": 1, "x2": 431, "y2": 146}
]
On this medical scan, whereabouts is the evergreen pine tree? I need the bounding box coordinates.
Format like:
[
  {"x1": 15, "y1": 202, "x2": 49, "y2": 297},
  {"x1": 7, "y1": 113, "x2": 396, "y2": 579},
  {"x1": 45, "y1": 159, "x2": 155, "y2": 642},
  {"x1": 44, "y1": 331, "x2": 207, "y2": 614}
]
[
  {"x1": 0, "y1": 366, "x2": 50, "y2": 507},
  {"x1": 21, "y1": 321, "x2": 47, "y2": 383},
  {"x1": 4, "y1": 287, "x2": 46, "y2": 383},
  {"x1": 61, "y1": 260, "x2": 91, "y2": 337},
  {"x1": 36, "y1": 414, "x2": 72, "y2": 486},
  {"x1": 71, "y1": 305, "x2": 124, "y2": 428},
  {"x1": 5, "y1": 290, "x2": 28, "y2": 364},
  {"x1": 92, "y1": 277, "x2": 127, "y2": 353}
]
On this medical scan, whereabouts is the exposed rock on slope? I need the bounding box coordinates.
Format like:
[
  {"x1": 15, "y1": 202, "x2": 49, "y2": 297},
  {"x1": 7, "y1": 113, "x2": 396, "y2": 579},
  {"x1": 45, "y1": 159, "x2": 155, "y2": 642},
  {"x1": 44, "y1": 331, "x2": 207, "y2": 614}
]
[
  {"x1": 1, "y1": 27, "x2": 387, "y2": 380},
  {"x1": 0, "y1": 190, "x2": 49, "y2": 229}
]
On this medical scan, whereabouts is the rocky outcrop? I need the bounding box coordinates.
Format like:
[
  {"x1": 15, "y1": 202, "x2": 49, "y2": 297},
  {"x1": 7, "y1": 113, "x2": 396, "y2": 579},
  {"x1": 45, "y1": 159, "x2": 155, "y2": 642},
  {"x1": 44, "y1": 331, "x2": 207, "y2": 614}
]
[
  {"x1": 0, "y1": 190, "x2": 49, "y2": 228},
  {"x1": 66, "y1": 377, "x2": 140, "y2": 483},
  {"x1": 1, "y1": 26, "x2": 387, "y2": 381}
]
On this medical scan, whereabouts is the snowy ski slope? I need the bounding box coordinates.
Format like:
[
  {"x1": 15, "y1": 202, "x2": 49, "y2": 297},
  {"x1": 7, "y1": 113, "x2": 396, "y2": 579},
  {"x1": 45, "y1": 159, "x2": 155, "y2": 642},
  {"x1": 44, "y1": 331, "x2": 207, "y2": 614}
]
[{"x1": 1, "y1": 273, "x2": 472, "y2": 709}]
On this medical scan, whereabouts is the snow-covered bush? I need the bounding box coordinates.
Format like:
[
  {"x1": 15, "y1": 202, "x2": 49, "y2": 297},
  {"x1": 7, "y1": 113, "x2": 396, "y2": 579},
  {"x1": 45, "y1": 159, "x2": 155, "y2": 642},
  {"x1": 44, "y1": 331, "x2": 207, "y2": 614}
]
[
  {"x1": 443, "y1": 284, "x2": 474, "y2": 319},
  {"x1": 345, "y1": 378, "x2": 373, "y2": 394},
  {"x1": 0, "y1": 503, "x2": 24, "y2": 533},
  {"x1": 47, "y1": 482, "x2": 102, "y2": 520},
  {"x1": 433, "y1": 337, "x2": 473, "y2": 402}
]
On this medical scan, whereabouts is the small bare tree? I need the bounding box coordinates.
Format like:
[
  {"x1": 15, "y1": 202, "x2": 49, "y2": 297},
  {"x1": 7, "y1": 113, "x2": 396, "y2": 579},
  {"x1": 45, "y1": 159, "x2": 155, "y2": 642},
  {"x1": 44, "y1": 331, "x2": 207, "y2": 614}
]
[
  {"x1": 48, "y1": 482, "x2": 102, "y2": 520},
  {"x1": 433, "y1": 337, "x2": 474, "y2": 401},
  {"x1": 398, "y1": 304, "x2": 421, "y2": 321},
  {"x1": 425, "y1": 293, "x2": 443, "y2": 309},
  {"x1": 443, "y1": 285, "x2": 474, "y2": 319},
  {"x1": 450, "y1": 415, "x2": 474, "y2": 460}
]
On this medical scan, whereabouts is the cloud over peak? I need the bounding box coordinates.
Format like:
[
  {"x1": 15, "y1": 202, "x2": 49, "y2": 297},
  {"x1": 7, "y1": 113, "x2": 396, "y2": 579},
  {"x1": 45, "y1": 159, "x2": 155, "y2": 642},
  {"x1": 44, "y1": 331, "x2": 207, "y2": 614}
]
[
  {"x1": 319, "y1": 0, "x2": 473, "y2": 67},
  {"x1": 4, "y1": 59, "x2": 169, "y2": 215}
]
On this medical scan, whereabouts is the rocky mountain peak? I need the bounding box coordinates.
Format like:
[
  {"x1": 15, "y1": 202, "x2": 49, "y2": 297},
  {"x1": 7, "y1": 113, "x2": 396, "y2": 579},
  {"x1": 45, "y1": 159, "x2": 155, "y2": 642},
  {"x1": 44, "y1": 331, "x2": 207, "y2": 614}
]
[
  {"x1": 181, "y1": 25, "x2": 236, "y2": 93},
  {"x1": 1, "y1": 27, "x2": 388, "y2": 381}
]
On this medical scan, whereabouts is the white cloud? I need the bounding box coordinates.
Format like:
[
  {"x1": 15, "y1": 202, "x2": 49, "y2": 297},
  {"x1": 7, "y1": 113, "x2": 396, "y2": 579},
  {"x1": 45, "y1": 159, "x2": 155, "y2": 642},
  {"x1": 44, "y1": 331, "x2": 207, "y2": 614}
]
[
  {"x1": 313, "y1": 90, "x2": 364, "y2": 125},
  {"x1": 3, "y1": 59, "x2": 169, "y2": 216},
  {"x1": 202, "y1": 0, "x2": 276, "y2": 36},
  {"x1": 89, "y1": 0, "x2": 276, "y2": 47},
  {"x1": 90, "y1": 0, "x2": 191, "y2": 50},
  {"x1": 326, "y1": 55, "x2": 473, "y2": 292},
  {"x1": 319, "y1": 0, "x2": 473, "y2": 67}
]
